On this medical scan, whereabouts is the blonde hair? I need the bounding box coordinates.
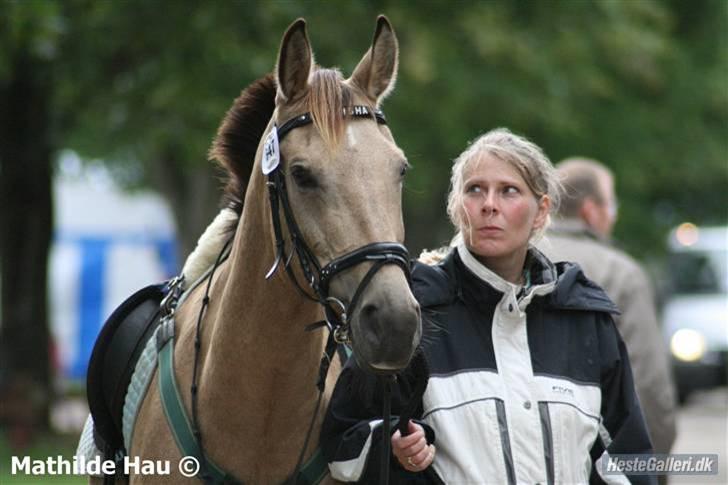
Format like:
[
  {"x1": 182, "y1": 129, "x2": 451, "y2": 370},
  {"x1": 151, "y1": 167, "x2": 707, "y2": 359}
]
[{"x1": 446, "y1": 128, "x2": 561, "y2": 242}]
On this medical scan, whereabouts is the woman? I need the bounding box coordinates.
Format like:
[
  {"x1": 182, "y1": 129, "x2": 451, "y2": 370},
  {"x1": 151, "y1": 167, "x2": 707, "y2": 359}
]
[{"x1": 320, "y1": 128, "x2": 654, "y2": 484}]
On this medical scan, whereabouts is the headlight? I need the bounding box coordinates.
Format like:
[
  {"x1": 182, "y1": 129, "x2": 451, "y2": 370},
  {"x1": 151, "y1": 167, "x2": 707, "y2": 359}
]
[{"x1": 670, "y1": 329, "x2": 706, "y2": 362}]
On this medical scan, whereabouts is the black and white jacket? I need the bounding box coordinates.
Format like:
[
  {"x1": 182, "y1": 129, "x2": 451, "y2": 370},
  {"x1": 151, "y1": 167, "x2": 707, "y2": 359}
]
[{"x1": 321, "y1": 242, "x2": 655, "y2": 484}]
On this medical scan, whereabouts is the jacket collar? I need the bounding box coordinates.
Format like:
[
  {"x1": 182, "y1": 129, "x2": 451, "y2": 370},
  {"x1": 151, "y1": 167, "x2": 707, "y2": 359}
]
[
  {"x1": 456, "y1": 240, "x2": 525, "y2": 294},
  {"x1": 455, "y1": 240, "x2": 559, "y2": 308},
  {"x1": 547, "y1": 261, "x2": 619, "y2": 314},
  {"x1": 453, "y1": 240, "x2": 618, "y2": 314}
]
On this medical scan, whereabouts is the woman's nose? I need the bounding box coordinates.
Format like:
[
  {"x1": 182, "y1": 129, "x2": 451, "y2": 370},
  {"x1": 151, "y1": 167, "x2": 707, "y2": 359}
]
[{"x1": 481, "y1": 192, "x2": 497, "y2": 214}]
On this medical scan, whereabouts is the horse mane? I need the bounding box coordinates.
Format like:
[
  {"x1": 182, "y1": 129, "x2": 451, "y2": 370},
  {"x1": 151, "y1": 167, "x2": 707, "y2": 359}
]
[
  {"x1": 181, "y1": 74, "x2": 276, "y2": 283},
  {"x1": 183, "y1": 69, "x2": 355, "y2": 283},
  {"x1": 210, "y1": 73, "x2": 277, "y2": 217},
  {"x1": 210, "y1": 68, "x2": 352, "y2": 217}
]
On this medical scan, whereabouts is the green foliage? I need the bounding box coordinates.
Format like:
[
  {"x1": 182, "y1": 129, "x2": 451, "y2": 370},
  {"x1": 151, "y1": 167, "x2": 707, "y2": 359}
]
[{"x1": 2, "y1": 0, "x2": 725, "y2": 259}]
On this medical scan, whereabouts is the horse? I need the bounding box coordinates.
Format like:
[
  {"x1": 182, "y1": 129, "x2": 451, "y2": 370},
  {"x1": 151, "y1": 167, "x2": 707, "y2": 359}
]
[{"x1": 104, "y1": 16, "x2": 420, "y2": 484}]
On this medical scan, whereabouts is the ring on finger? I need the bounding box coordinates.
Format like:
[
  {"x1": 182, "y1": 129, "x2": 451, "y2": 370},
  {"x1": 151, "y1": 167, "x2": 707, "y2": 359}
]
[{"x1": 407, "y1": 456, "x2": 415, "y2": 467}]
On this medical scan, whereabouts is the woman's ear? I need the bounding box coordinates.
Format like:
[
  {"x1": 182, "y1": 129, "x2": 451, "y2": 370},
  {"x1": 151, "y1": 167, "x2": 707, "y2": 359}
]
[{"x1": 533, "y1": 195, "x2": 551, "y2": 230}]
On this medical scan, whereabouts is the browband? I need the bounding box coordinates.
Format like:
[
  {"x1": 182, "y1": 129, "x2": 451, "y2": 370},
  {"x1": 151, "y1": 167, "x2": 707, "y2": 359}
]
[{"x1": 277, "y1": 105, "x2": 386, "y2": 141}]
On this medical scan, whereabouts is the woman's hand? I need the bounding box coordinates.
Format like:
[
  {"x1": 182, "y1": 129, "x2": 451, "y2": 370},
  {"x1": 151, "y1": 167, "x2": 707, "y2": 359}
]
[{"x1": 391, "y1": 420, "x2": 436, "y2": 472}]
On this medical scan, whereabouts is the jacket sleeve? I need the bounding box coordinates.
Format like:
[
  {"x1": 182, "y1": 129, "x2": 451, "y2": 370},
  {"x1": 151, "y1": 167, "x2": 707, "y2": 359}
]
[
  {"x1": 319, "y1": 357, "x2": 437, "y2": 483},
  {"x1": 590, "y1": 314, "x2": 657, "y2": 485}
]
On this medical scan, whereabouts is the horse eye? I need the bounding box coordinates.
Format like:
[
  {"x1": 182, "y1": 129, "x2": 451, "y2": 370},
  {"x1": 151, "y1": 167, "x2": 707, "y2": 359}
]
[{"x1": 290, "y1": 165, "x2": 319, "y2": 189}]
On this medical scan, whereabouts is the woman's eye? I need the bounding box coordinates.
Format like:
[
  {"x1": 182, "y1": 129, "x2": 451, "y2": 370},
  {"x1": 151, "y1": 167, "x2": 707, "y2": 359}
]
[
  {"x1": 466, "y1": 184, "x2": 482, "y2": 194},
  {"x1": 290, "y1": 165, "x2": 318, "y2": 189},
  {"x1": 504, "y1": 186, "x2": 519, "y2": 195}
]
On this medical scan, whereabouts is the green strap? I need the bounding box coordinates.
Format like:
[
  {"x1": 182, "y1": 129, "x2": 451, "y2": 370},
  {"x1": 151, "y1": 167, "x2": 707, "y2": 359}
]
[
  {"x1": 297, "y1": 448, "x2": 328, "y2": 484},
  {"x1": 158, "y1": 332, "x2": 329, "y2": 484},
  {"x1": 158, "y1": 336, "x2": 238, "y2": 484}
]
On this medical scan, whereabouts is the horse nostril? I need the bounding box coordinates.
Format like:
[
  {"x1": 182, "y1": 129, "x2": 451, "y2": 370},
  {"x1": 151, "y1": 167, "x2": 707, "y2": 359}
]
[
  {"x1": 361, "y1": 303, "x2": 378, "y2": 320},
  {"x1": 359, "y1": 303, "x2": 384, "y2": 346},
  {"x1": 357, "y1": 296, "x2": 420, "y2": 372}
]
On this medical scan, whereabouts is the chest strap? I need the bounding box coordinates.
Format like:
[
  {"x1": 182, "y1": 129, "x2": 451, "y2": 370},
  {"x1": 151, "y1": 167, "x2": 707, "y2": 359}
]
[{"x1": 156, "y1": 320, "x2": 329, "y2": 484}]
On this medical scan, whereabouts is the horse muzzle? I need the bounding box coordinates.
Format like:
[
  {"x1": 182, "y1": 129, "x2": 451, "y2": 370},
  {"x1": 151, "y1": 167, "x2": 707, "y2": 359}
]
[{"x1": 350, "y1": 287, "x2": 422, "y2": 374}]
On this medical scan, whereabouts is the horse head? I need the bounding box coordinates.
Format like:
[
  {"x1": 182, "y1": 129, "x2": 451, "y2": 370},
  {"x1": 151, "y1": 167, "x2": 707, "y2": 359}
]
[{"x1": 265, "y1": 16, "x2": 421, "y2": 373}]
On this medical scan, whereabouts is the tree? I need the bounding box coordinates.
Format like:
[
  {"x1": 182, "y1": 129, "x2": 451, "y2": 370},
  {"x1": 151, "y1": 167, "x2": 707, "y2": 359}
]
[
  {"x1": 386, "y1": 0, "x2": 727, "y2": 258},
  {"x1": 0, "y1": 0, "x2": 60, "y2": 439},
  {"x1": 0, "y1": 0, "x2": 725, "y2": 437},
  {"x1": 0, "y1": 0, "x2": 391, "y2": 437}
]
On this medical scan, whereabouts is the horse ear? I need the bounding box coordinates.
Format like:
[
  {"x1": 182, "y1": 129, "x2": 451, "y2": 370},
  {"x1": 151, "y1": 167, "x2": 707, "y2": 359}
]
[
  {"x1": 350, "y1": 15, "x2": 399, "y2": 103},
  {"x1": 276, "y1": 19, "x2": 312, "y2": 102}
]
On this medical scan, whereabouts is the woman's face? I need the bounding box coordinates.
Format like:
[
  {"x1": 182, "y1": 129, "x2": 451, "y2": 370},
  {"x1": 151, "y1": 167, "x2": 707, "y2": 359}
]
[{"x1": 459, "y1": 153, "x2": 550, "y2": 271}]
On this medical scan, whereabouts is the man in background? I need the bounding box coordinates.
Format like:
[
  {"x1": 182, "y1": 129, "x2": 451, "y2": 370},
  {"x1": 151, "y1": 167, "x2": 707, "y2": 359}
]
[{"x1": 538, "y1": 157, "x2": 677, "y2": 455}]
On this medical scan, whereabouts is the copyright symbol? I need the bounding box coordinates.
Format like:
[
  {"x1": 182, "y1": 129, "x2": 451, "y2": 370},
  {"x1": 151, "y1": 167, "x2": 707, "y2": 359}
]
[{"x1": 179, "y1": 456, "x2": 200, "y2": 477}]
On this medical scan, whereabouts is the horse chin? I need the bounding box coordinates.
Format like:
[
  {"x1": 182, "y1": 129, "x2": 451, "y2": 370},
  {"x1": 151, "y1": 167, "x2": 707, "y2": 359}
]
[
  {"x1": 367, "y1": 361, "x2": 413, "y2": 376},
  {"x1": 349, "y1": 321, "x2": 421, "y2": 375},
  {"x1": 353, "y1": 353, "x2": 412, "y2": 376}
]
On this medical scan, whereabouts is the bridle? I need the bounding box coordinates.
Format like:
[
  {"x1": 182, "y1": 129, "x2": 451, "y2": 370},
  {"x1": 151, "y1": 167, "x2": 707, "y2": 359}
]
[
  {"x1": 179, "y1": 106, "x2": 414, "y2": 484},
  {"x1": 263, "y1": 106, "x2": 414, "y2": 483},
  {"x1": 263, "y1": 105, "x2": 412, "y2": 345}
]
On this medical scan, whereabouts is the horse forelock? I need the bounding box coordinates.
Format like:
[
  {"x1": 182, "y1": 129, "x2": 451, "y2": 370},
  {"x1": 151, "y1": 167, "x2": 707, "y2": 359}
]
[
  {"x1": 306, "y1": 68, "x2": 351, "y2": 152},
  {"x1": 210, "y1": 73, "x2": 277, "y2": 219}
]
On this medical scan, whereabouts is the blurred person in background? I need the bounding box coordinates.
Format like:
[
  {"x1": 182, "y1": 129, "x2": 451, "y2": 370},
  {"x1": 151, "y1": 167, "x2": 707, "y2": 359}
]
[
  {"x1": 321, "y1": 130, "x2": 654, "y2": 484},
  {"x1": 538, "y1": 157, "x2": 677, "y2": 457}
]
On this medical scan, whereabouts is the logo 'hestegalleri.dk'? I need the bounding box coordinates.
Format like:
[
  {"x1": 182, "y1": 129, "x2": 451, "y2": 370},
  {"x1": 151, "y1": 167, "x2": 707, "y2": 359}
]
[{"x1": 601, "y1": 454, "x2": 718, "y2": 476}]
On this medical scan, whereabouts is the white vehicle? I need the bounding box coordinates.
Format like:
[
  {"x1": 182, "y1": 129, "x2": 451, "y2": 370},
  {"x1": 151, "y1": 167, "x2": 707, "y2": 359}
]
[{"x1": 662, "y1": 224, "x2": 727, "y2": 401}]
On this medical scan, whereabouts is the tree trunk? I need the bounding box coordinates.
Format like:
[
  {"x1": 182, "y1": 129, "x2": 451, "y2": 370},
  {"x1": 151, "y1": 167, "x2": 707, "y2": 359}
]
[{"x1": 0, "y1": 50, "x2": 54, "y2": 442}]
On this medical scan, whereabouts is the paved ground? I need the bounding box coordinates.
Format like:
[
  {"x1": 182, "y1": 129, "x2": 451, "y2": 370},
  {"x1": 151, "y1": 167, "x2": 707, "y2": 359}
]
[{"x1": 669, "y1": 386, "x2": 727, "y2": 484}]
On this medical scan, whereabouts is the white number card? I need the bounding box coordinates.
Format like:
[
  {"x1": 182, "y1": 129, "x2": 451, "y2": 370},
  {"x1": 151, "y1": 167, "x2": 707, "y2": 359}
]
[{"x1": 261, "y1": 127, "x2": 280, "y2": 175}]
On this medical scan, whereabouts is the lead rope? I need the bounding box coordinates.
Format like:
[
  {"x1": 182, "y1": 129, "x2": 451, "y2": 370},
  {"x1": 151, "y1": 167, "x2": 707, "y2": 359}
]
[
  {"x1": 397, "y1": 350, "x2": 429, "y2": 437},
  {"x1": 380, "y1": 376, "x2": 394, "y2": 485},
  {"x1": 384, "y1": 350, "x2": 430, "y2": 484}
]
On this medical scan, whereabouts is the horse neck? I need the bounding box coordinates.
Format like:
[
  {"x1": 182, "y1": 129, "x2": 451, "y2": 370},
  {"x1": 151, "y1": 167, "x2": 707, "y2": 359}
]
[{"x1": 197, "y1": 168, "x2": 327, "y2": 464}]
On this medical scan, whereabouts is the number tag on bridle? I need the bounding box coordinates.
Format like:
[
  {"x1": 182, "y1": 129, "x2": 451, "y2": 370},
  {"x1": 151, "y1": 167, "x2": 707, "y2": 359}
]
[{"x1": 261, "y1": 126, "x2": 280, "y2": 175}]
